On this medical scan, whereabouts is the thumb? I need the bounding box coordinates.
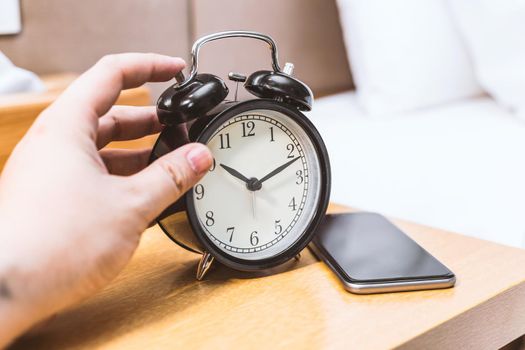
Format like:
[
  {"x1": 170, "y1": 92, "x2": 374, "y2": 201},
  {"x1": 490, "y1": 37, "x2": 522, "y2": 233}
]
[{"x1": 126, "y1": 143, "x2": 212, "y2": 224}]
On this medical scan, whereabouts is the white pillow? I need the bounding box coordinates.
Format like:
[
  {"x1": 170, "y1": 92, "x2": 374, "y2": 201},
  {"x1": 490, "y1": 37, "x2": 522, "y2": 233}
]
[
  {"x1": 0, "y1": 52, "x2": 45, "y2": 95},
  {"x1": 336, "y1": 0, "x2": 483, "y2": 116},
  {"x1": 448, "y1": 0, "x2": 525, "y2": 119}
]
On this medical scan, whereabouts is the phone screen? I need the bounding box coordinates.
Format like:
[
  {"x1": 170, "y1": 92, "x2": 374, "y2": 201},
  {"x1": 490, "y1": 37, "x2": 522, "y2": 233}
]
[{"x1": 312, "y1": 213, "x2": 454, "y2": 283}]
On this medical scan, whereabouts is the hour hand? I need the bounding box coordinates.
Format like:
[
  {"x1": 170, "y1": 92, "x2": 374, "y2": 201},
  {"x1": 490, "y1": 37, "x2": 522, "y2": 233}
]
[{"x1": 219, "y1": 163, "x2": 250, "y2": 184}]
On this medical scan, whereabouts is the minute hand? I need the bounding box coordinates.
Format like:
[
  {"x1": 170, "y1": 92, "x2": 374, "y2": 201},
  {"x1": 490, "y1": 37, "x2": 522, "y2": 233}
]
[{"x1": 258, "y1": 157, "x2": 301, "y2": 185}]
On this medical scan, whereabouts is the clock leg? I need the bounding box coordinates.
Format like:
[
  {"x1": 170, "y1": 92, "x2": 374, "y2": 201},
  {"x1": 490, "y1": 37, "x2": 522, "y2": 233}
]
[
  {"x1": 196, "y1": 251, "x2": 215, "y2": 280},
  {"x1": 294, "y1": 252, "x2": 301, "y2": 261}
]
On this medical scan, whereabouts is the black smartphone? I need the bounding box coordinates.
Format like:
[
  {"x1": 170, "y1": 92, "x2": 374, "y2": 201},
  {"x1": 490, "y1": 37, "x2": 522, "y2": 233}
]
[{"x1": 309, "y1": 212, "x2": 456, "y2": 294}]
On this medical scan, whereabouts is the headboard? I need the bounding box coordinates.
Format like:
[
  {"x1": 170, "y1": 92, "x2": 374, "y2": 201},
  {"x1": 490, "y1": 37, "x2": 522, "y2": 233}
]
[{"x1": 0, "y1": 0, "x2": 352, "y2": 98}]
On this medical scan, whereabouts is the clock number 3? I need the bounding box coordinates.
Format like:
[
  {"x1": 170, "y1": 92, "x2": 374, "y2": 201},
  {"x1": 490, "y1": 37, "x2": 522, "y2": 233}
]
[{"x1": 296, "y1": 170, "x2": 304, "y2": 185}]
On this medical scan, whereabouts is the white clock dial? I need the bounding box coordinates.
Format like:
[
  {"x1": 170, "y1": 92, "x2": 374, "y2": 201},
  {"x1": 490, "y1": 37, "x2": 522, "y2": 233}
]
[{"x1": 192, "y1": 108, "x2": 322, "y2": 260}]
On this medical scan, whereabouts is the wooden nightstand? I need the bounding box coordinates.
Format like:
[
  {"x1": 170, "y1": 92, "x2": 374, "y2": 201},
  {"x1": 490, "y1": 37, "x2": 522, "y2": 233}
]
[{"x1": 10, "y1": 204, "x2": 525, "y2": 349}]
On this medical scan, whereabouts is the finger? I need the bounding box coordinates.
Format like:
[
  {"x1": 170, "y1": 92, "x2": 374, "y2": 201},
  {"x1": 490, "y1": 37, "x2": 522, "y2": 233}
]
[
  {"x1": 62, "y1": 53, "x2": 185, "y2": 116},
  {"x1": 96, "y1": 105, "x2": 162, "y2": 149},
  {"x1": 125, "y1": 143, "x2": 212, "y2": 224},
  {"x1": 100, "y1": 148, "x2": 152, "y2": 176},
  {"x1": 46, "y1": 53, "x2": 184, "y2": 132}
]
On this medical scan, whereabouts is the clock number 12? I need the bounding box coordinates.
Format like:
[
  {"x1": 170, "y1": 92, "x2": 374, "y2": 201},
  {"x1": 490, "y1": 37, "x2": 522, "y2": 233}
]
[{"x1": 242, "y1": 121, "x2": 255, "y2": 137}]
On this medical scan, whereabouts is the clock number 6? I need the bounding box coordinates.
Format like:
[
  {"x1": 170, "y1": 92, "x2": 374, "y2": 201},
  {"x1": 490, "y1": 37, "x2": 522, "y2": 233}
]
[
  {"x1": 250, "y1": 231, "x2": 259, "y2": 246},
  {"x1": 205, "y1": 211, "x2": 215, "y2": 226}
]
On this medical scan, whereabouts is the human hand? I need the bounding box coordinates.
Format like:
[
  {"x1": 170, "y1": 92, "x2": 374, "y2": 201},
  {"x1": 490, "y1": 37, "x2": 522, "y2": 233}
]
[{"x1": 0, "y1": 53, "x2": 212, "y2": 347}]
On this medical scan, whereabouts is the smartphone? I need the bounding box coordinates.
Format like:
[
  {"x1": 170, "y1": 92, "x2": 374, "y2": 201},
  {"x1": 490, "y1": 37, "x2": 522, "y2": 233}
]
[{"x1": 309, "y1": 212, "x2": 456, "y2": 294}]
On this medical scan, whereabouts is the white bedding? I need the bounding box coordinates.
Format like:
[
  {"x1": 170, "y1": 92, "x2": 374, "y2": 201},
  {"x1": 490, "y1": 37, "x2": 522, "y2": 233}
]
[{"x1": 307, "y1": 91, "x2": 525, "y2": 248}]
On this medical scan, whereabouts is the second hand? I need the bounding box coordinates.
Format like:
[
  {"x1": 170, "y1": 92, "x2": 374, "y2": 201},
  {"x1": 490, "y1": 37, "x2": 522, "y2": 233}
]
[{"x1": 251, "y1": 191, "x2": 256, "y2": 219}]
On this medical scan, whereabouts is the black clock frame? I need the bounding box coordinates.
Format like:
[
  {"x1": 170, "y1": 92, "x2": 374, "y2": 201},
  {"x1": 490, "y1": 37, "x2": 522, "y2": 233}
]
[{"x1": 180, "y1": 98, "x2": 331, "y2": 271}]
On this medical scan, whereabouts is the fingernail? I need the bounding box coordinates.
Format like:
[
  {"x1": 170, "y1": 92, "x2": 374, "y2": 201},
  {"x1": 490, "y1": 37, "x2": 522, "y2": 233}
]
[
  {"x1": 172, "y1": 57, "x2": 186, "y2": 67},
  {"x1": 187, "y1": 145, "x2": 212, "y2": 174}
]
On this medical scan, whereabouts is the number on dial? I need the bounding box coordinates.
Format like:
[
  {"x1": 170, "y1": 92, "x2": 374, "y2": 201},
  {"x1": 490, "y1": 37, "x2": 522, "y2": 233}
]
[{"x1": 193, "y1": 113, "x2": 316, "y2": 257}]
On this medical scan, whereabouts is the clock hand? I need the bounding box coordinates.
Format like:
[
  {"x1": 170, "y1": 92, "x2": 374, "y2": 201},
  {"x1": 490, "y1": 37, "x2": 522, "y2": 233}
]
[
  {"x1": 257, "y1": 157, "x2": 301, "y2": 185},
  {"x1": 251, "y1": 191, "x2": 256, "y2": 219},
  {"x1": 219, "y1": 163, "x2": 250, "y2": 184}
]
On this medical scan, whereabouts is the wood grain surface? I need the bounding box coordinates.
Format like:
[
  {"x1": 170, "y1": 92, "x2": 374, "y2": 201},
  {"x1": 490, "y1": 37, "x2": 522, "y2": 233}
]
[
  {"x1": 9, "y1": 204, "x2": 525, "y2": 350},
  {"x1": 0, "y1": 74, "x2": 154, "y2": 171}
]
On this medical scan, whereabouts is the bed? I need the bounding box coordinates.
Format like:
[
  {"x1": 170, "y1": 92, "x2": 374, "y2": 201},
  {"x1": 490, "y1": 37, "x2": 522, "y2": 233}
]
[{"x1": 308, "y1": 91, "x2": 525, "y2": 248}]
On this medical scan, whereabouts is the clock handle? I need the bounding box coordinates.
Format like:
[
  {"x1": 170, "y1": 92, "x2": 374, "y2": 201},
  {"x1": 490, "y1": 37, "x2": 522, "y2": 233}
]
[{"x1": 177, "y1": 30, "x2": 283, "y2": 89}]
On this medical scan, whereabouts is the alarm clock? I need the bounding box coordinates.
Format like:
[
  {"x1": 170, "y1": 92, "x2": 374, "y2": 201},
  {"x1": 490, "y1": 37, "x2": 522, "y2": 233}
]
[{"x1": 150, "y1": 31, "x2": 331, "y2": 280}]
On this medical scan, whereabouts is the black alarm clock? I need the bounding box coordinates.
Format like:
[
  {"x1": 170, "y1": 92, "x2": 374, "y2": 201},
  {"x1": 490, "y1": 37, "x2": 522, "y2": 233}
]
[{"x1": 150, "y1": 31, "x2": 330, "y2": 280}]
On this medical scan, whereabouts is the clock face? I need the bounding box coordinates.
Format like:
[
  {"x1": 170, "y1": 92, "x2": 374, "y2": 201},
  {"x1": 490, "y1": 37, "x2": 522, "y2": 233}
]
[{"x1": 190, "y1": 107, "x2": 323, "y2": 261}]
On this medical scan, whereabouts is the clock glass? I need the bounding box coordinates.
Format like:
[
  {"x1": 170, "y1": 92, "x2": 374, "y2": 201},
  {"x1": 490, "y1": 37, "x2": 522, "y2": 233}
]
[{"x1": 191, "y1": 107, "x2": 322, "y2": 261}]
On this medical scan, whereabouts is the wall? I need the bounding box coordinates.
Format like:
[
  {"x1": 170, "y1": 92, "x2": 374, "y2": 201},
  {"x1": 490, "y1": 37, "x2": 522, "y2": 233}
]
[
  {"x1": 0, "y1": 0, "x2": 190, "y2": 72},
  {"x1": 0, "y1": 0, "x2": 352, "y2": 98},
  {"x1": 191, "y1": 0, "x2": 353, "y2": 97}
]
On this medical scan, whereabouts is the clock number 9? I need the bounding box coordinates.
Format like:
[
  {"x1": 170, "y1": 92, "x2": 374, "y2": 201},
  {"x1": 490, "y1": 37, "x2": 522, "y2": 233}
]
[
  {"x1": 205, "y1": 211, "x2": 215, "y2": 226},
  {"x1": 286, "y1": 143, "x2": 295, "y2": 158},
  {"x1": 250, "y1": 231, "x2": 259, "y2": 246},
  {"x1": 194, "y1": 184, "x2": 204, "y2": 200}
]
